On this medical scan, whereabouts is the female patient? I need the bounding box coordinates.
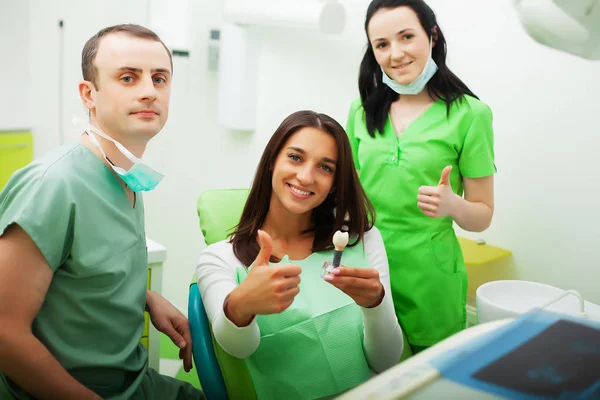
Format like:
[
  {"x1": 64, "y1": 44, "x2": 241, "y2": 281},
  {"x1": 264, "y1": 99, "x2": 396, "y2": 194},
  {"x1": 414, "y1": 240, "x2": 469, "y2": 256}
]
[{"x1": 196, "y1": 110, "x2": 403, "y2": 399}]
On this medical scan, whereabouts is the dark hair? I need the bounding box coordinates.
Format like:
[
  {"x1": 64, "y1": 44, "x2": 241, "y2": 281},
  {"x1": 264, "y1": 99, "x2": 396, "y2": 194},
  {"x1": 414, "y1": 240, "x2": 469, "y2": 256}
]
[
  {"x1": 359, "y1": 0, "x2": 478, "y2": 137},
  {"x1": 231, "y1": 110, "x2": 375, "y2": 267},
  {"x1": 82, "y1": 24, "x2": 172, "y2": 90}
]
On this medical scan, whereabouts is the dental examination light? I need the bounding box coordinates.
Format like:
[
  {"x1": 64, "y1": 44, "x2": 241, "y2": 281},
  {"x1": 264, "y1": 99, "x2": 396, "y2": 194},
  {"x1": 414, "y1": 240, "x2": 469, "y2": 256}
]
[{"x1": 514, "y1": 0, "x2": 600, "y2": 60}]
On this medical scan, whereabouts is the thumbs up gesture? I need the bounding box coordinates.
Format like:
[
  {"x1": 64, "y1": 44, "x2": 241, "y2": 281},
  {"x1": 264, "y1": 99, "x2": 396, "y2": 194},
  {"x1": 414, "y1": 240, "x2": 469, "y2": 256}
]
[
  {"x1": 417, "y1": 166, "x2": 459, "y2": 218},
  {"x1": 225, "y1": 230, "x2": 302, "y2": 326},
  {"x1": 253, "y1": 229, "x2": 275, "y2": 267}
]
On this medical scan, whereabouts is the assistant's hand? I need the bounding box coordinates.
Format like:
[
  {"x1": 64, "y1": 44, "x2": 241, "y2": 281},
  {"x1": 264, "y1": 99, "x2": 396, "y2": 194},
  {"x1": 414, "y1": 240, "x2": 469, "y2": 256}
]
[
  {"x1": 324, "y1": 266, "x2": 384, "y2": 308},
  {"x1": 417, "y1": 166, "x2": 460, "y2": 218}
]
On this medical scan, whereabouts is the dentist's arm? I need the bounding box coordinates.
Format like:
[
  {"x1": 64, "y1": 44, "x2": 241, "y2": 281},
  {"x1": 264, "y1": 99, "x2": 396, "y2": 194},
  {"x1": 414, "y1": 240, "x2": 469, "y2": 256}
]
[{"x1": 0, "y1": 225, "x2": 101, "y2": 400}]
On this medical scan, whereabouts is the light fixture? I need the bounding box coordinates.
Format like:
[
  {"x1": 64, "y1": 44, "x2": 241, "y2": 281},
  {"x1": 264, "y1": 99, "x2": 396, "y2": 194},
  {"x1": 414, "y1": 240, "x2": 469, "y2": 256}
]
[{"x1": 514, "y1": 0, "x2": 600, "y2": 60}]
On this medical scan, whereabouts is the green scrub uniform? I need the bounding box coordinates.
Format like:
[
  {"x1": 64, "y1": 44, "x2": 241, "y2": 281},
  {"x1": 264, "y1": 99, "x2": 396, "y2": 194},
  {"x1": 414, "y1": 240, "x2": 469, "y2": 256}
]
[
  {"x1": 0, "y1": 141, "x2": 203, "y2": 400},
  {"x1": 346, "y1": 95, "x2": 495, "y2": 349}
]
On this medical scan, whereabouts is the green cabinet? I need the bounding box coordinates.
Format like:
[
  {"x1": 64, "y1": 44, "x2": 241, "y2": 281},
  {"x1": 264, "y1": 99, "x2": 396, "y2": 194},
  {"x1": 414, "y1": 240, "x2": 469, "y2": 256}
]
[{"x1": 0, "y1": 131, "x2": 33, "y2": 191}]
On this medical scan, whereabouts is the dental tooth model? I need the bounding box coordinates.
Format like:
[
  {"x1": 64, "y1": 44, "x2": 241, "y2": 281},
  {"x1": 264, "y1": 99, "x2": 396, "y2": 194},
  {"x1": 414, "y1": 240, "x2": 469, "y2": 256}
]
[
  {"x1": 332, "y1": 230, "x2": 349, "y2": 267},
  {"x1": 322, "y1": 230, "x2": 349, "y2": 277}
]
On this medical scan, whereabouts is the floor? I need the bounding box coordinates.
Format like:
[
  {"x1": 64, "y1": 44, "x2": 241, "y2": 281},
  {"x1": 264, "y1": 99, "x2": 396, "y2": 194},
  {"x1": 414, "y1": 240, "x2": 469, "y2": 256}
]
[{"x1": 158, "y1": 333, "x2": 202, "y2": 389}]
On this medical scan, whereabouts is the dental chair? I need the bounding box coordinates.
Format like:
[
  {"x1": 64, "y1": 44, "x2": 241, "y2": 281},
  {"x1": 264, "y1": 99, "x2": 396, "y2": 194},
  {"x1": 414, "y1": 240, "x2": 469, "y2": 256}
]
[{"x1": 189, "y1": 189, "x2": 257, "y2": 400}]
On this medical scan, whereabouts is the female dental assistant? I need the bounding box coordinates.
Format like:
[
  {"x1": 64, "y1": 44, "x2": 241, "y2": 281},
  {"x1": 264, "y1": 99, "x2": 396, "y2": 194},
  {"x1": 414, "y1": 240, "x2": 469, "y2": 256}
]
[{"x1": 346, "y1": 0, "x2": 495, "y2": 356}]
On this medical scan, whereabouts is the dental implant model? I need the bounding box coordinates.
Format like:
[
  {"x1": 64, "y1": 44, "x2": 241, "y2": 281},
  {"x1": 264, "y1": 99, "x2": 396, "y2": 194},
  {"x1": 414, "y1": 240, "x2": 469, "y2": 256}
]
[{"x1": 322, "y1": 230, "x2": 349, "y2": 277}]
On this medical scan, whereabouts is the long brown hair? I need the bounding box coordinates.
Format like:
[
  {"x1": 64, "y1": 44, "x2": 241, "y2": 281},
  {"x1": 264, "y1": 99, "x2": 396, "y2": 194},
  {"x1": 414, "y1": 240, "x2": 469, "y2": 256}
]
[{"x1": 231, "y1": 110, "x2": 375, "y2": 267}]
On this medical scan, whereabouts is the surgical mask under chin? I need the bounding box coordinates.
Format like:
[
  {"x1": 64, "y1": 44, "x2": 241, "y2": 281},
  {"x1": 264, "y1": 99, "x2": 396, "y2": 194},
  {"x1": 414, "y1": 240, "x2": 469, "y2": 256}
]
[
  {"x1": 86, "y1": 125, "x2": 164, "y2": 192},
  {"x1": 381, "y1": 41, "x2": 439, "y2": 95}
]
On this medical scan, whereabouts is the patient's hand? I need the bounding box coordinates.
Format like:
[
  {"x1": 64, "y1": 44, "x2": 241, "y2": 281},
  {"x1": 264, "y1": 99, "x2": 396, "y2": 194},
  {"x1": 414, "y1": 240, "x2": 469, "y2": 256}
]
[
  {"x1": 225, "y1": 230, "x2": 302, "y2": 326},
  {"x1": 146, "y1": 290, "x2": 193, "y2": 372},
  {"x1": 324, "y1": 267, "x2": 384, "y2": 308}
]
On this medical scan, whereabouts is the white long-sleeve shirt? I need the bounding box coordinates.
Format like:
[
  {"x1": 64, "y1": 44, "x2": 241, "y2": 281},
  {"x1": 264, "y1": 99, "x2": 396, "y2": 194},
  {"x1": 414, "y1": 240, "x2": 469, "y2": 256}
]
[{"x1": 195, "y1": 226, "x2": 404, "y2": 373}]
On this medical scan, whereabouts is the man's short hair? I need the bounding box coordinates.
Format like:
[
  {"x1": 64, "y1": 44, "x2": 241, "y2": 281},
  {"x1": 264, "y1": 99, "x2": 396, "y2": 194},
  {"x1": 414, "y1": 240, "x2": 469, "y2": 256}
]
[{"x1": 81, "y1": 24, "x2": 173, "y2": 89}]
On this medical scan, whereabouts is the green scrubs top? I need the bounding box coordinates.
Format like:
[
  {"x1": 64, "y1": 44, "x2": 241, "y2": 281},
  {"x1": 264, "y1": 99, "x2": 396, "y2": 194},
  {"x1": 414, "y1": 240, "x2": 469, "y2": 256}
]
[
  {"x1": 0, "y1": 141, "x2": 202, "y2": 399},
  {"x1": 346, "y1": 95, "x2": 495, "y2": 347}
]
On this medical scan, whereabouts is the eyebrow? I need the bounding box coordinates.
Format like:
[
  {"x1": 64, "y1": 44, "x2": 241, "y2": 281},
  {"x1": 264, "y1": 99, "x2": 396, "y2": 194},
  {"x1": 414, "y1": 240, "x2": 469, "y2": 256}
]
[
  {"x1": 287, "y1": 146, "x2": 337, "y2": 165},
  {"x1": 117, "y1": 66, "x2": 171, "y2": 75},
  {"x1": 372, "y1": 28, "x2": 414, "y2": 42}
]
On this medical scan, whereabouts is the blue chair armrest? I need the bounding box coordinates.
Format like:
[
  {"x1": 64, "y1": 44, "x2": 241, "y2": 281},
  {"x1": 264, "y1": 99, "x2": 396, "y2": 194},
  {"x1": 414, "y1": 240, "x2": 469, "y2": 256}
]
[{"x1": 188, "y1": 283, "x2": 228, "y2": 400}]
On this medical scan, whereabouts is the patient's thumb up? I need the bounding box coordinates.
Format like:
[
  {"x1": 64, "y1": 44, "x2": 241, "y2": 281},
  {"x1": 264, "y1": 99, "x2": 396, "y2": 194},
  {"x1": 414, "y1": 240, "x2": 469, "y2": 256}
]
[{"x1": 254, "y1": 230, "x2": 273, "y2": 267}]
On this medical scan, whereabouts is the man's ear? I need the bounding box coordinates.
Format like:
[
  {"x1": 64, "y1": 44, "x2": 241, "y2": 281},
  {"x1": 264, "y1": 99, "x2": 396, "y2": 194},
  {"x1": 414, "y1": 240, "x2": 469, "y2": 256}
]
[{"x1": 78, "y1": 81, "x2": 95, "y2": 112}]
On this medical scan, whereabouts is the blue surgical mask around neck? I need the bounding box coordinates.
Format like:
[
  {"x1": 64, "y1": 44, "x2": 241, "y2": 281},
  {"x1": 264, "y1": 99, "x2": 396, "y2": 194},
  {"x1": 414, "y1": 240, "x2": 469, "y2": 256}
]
[
  {"x1": 86, "y1": 124, "x2": 164, "y2": 192},
  {"x1": 381, "y1": 39, "x2": 438, "y2": 95}
]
